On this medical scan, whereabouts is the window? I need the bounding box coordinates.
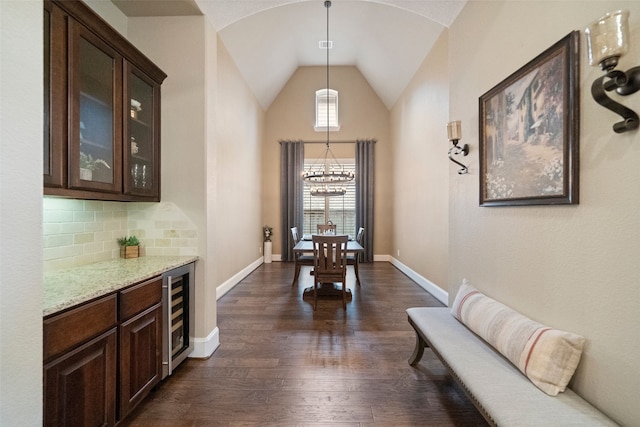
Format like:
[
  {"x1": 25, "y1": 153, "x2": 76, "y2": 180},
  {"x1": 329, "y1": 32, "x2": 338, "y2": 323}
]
[
  {"x1": 303, "y1": 160, "x2": 355, "y2": 237},
  {"x1": 315, "y1": 89, "x2": 340, "y2": 131}
]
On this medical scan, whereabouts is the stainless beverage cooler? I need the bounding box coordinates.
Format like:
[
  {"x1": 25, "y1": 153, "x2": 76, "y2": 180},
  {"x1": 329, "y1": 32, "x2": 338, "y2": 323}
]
[{"x1": 162, "y1": 262, "x2": 195, "y2": 378}]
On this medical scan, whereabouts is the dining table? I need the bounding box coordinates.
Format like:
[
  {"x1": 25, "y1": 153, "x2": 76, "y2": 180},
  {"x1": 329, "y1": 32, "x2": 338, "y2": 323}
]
[
  {"x1": 293, "y1": 237, "x2": 364, "y2": 253},
  {"x1": 293, "y1": 236, "x2": 364, "y2": 301}
]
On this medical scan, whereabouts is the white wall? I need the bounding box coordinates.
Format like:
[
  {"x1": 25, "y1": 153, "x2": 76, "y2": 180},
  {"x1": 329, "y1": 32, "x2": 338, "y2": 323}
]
[
  {"x1": 447, "y1": 1, "x2": 640, "y2": 425},
  {"x1": 0, "y1": 1, "x2": 43, "y2": 424}
]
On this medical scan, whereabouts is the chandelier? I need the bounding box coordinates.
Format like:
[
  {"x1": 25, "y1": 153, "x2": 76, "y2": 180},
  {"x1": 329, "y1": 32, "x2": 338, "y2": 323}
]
[{"x1": 303, "y1": 0, "x2": 354, "y2": 197}]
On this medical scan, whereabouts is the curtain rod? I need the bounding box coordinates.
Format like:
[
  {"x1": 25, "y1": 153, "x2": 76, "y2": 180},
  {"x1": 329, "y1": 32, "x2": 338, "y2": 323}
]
[
  {"x1": 304, "y1": 140, "x2": 354, "y2": 144},
  {"x1": 278, "y1": 140, "x2": 376, "y2": 144}
]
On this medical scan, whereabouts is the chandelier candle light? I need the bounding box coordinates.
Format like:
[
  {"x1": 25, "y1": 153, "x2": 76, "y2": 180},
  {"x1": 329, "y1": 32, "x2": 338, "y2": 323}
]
[{"x1": 303, "y1": 0, "x2": 355, "y2": 197}]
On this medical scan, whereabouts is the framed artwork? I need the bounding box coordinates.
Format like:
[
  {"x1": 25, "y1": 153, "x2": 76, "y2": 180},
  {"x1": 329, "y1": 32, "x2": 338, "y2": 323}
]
[{"x1": 479, "y1": 31, "x2": 580, "y2": 206}]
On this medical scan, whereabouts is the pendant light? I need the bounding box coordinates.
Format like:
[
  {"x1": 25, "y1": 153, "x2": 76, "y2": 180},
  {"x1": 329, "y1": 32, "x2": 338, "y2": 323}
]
[{"x1": 303, "y1": 0, "x2": 354, "y2": 197}]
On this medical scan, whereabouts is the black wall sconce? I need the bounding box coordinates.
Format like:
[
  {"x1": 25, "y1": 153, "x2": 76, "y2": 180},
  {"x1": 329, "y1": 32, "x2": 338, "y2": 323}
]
[
  {"x1": 447, "y1": 120, "x2": 469, "y2": 174},
  {"x1": 586, "y1": 10, "x2": 640, "y2": 133}
]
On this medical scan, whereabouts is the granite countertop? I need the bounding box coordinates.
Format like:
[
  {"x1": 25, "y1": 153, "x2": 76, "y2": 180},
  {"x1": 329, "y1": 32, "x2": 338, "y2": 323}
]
[{"x1": 44, "y1": 256, "x2": 198, "y2": 317}]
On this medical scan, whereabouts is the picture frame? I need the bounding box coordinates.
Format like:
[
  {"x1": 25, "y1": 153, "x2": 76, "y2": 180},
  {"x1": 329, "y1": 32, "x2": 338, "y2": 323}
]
[{"x1": 479, "y1": 31, "x2": 580, "y2": 206}]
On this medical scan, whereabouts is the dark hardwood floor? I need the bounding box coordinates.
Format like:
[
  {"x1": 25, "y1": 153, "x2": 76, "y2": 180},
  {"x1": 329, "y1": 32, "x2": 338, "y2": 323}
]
[{"x1": 120, "y1": 262, "x2": 488, "y2": 426}]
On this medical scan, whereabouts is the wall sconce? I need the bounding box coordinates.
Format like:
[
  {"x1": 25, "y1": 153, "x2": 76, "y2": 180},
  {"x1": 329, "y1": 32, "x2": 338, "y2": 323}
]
[
  {"x1": 585, "y1": 10, "x2": 640, "y2": 133},
  {"x1": 447, "y1": 120, "x2": 469, "y2": 174}
]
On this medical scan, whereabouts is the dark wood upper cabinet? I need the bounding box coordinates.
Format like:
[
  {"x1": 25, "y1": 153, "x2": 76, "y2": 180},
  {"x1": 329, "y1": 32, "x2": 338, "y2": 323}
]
[
  {"x1": 44, "y1": 1, "x2": 66, "y2": 188},
  {"x1": 69, "y1": 20, "x2": 123, "y2": 193},
  {"x1": 124, "y1": 62, "x2": 162, "y2": 198},
  {"x1": 44, "y1": 0, "x2": 166, "y2": 201}
]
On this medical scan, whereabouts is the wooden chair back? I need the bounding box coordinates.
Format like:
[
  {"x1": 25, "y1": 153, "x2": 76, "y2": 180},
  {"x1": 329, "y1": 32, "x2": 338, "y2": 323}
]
[
  {"x1": 311, "y1": 235, "x2": 349, "y2": 310},
  {"x1": 347, "y1": 227, "x2": 365, "y2": 287},
  {"x1": 312, "y1": 235, "x2": 348, "y2": 279},
  {"x1": 290, "y1": 227, "x2": 301, "y2": 246},
  {"x1": 317, "y1": 223, "x2": 337, "y2": 235},
  {"x1": 290, "y1": 227, "x2": 314, "y2": 287}
]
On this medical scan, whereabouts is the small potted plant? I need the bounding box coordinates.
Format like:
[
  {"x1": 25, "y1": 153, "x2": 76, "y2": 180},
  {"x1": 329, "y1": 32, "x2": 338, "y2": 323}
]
[
  {"x1": 80, "y1": 152, "x2": 111, "y2": 181},
  {"x1": 263, "y1": 225, "x2": 273, "y2": 242},
  {"x1": 263, "y1": 225, "x2": 273, "y2": 263},
  {"x1": 117, "y1": 235, "x2": 140, "y2": 259}
]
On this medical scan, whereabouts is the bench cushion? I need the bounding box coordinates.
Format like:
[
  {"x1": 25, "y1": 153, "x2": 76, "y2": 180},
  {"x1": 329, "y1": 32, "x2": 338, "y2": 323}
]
[
  {"x1": 407, "y1": 307, "x2": 617, "y2": 426},
  {"x1": 450, "y1": 282, "x2": 585, "y2": 396}
]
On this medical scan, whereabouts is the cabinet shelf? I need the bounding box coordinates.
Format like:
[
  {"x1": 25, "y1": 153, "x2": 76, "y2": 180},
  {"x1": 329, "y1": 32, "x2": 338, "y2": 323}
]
[
  {"x1": 80, "y1": 90, "x2": 109, "y2": 107},
  {"x1": 131, "y1": 154, "x2": 151, "y2": 163},
  {"x1": 80, "y1": 138, "x2": 109, "y2": 150},
  {"x1": 130, "y1": 116, "x2": 150, "y2": 128}
]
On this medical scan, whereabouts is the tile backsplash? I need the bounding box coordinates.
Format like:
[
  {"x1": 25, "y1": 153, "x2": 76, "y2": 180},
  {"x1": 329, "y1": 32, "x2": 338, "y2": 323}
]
[{"x1": 43, "y1": 198, "x2": 198, "y2": 272}]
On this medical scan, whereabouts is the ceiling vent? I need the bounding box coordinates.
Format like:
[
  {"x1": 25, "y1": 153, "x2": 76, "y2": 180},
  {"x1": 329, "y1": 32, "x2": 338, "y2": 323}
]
[{"x1": 319, "y1": 40, "x2": 333, "y2": 49}]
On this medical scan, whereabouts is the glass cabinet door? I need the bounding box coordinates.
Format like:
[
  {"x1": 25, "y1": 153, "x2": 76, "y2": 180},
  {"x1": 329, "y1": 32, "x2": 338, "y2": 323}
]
[
  {"x1": 124, "y1": 62, "x2": 160, "y2": 199},
  {"x1": 68, "y1": 21, "x2": 122, "y2": 193}
]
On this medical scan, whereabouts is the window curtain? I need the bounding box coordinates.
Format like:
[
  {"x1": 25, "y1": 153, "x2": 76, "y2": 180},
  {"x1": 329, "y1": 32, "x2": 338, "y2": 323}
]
[
  {"x1": 355, "y1": 139, "x2": 375, "y2": 263},
  {"x1": 280, "y1": 140, "x2": 304, "y2": 262}
]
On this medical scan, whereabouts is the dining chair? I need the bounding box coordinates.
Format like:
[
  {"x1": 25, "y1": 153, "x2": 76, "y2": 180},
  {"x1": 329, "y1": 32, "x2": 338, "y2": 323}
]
[
  {"x1": 317, "y1": 223, "x2": 337, "y2": 235},
  {"x1": 311, "y1": 234, "x2": 349, "y2": 310},
  {"x1": 347, "y1": 227, "x2": 365, "y2": 287},
  {"x1": 291, "y1": 227, "x2": 314, "y2": 287}
]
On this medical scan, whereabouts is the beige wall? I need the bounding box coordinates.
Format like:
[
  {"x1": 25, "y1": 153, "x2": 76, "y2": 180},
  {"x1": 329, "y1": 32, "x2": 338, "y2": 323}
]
[
  {"x1": 85, "y1": 0, "x2": 127, "y2": 35},
  {"x1": 390, "y1": 31, "x2": 450, "y2": 291},
  {"x1": 214, "y1": 37, "x2": 265, "y2": 281},
  {"x1": 0, "y1": 1, "x2": 43, "y2": 424},
  {"x1": 128, "y1": 16, "x2": 215, "y2": 341},
  {"x1": 264, "y1": 66, "x2": 392, "y2": 256},
  {"x1": 129, "y1": 18, "x2": 265, "y2": 342},
  {"x1": 446, "y1": 1, "x2": 639, "y2": 425}
]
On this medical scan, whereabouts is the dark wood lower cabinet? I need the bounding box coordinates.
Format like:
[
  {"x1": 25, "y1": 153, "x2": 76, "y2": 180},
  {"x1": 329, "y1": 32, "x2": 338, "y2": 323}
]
[
  {"x1": 44, "y1": 329, "x2": 117, "y2": 427},
  {"x1": 44, "y1": 276, "x2": 163, "y2": 426},
  {"x1": 118, "y1": 304, "x2": 162, "y2": 419}
]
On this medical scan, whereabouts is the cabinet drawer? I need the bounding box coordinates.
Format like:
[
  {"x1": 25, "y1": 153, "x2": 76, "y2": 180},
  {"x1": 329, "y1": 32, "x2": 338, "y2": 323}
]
[
  {"x1": 119, "y1": 276, "x2": 162, "y2": 321},
  {"x1": 44, "y1": 293, "x2": 117, "y2": 361}
]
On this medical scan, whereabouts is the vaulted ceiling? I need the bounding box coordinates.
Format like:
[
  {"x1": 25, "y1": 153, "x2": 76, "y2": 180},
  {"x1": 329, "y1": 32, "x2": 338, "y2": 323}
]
[{"x1": 112, "y1": 0, "x2": 466, "y2": 109}]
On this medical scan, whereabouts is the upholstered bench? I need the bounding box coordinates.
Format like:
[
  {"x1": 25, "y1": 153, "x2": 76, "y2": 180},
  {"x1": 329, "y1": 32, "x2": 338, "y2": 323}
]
[{"x1": 407, "y1": 284, "x2": 618, "y2": 426}]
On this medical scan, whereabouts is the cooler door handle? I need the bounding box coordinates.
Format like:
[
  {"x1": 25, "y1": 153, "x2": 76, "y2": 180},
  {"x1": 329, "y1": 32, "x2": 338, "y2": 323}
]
[{"x1": 163, "y1": 276, "x2": 173, "y2": 376}]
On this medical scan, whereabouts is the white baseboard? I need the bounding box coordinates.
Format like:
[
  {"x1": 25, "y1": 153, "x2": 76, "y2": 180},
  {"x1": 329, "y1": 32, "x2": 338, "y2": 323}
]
[
  {"x1": 389, "y1": 257, "x2": 448, "y2": 305},
  {"x1": 190, "y1": 326, "x2": 219, "y2": 358},
  {"x1": 216, "y1": 257, "x2": 264, "y2": 300}
]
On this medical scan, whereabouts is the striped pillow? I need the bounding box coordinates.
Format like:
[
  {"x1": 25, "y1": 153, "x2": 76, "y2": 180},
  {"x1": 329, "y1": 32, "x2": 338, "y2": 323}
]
[{"x1": 450, "y1": 281, "x2": 585, "y2": 396}]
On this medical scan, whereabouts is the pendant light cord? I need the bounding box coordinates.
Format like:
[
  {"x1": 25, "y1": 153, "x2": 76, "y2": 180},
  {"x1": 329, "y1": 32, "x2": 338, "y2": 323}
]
[{"x1": 325, "y1": 0, "x2": 331, "y2": 149}]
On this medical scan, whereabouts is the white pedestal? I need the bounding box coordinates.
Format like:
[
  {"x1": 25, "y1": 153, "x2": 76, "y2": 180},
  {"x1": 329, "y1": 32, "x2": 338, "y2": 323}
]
[{"x1": 263, "y1": 241, "x2": 272, "y2": 263}]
